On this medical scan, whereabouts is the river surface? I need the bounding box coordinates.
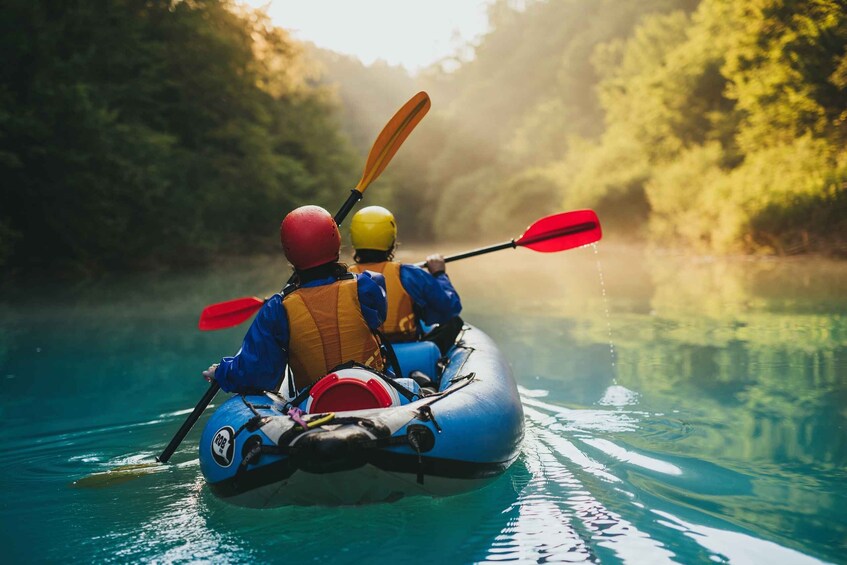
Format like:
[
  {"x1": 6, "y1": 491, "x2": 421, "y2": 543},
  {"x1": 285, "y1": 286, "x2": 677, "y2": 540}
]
[{"x1": 1, "y1": 244, "x2": 845, "y2": 564}]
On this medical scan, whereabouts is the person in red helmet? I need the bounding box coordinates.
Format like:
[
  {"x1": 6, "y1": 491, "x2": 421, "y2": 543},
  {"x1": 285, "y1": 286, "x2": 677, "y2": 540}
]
[{"x1": 203, "y1": 205, "x2": 388, "y2": 394}]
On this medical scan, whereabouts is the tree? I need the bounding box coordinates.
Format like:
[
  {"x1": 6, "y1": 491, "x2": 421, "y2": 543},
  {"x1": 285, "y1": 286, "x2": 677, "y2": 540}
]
[{"x1": 0, "y1": 0, "x2": 357, "y2": 272}]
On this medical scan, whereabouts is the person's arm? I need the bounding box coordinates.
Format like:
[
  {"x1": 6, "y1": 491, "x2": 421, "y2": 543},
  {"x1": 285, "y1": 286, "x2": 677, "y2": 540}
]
[
  {"x1": 355, "y1": 271, "x2": 387, "y2": 328},
  {"x1": 400, "y1": 262, "x2": 462, "y2": 325},
  {"x1": 203, "y1": 294, "x2": 290, "y2": 393}
]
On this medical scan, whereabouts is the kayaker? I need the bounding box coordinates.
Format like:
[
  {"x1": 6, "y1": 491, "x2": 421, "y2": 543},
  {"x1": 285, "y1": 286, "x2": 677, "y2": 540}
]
[
  {"x1": 203, "y1": 205, "x2": 388, "y2": 394},
  {"x1": 348, "y1": 206, "x2": 462, "y2": 353}
]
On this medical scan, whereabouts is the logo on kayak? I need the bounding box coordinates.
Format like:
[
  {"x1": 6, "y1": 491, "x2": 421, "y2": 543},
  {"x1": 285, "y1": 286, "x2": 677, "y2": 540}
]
[{"x1": 211, "y1": 426, "x2": 235, "y2": 467}]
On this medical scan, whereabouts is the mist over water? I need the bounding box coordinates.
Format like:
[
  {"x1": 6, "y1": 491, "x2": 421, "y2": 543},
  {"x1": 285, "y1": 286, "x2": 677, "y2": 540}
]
[{"x1": 1, "y1": 244, "x2": 844, "y2": 563}]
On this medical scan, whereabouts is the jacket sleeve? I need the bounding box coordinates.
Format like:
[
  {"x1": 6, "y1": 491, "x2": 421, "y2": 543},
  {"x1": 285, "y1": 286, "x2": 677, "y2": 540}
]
[
  {"x1": 214, "y1": 294, "x2": 290, "y2": 393},
  {"x1": 399, "y1": 264, "x2": 463, "y2": 325},
  {"x1": 355, "y1": 271, "x2": 387, "y2": 329}
]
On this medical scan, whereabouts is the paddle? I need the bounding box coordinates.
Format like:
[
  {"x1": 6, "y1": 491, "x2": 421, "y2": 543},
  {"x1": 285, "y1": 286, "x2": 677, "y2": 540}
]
[
  {"x1": 197, "y1": 210, "x2": 602, "y2": 333},
  {"x1": 415, "y1": 209, "x2": 602, "y2": 266},
  {"x1": 74, "y1": 92, "x2": 431, "y2": 487}
]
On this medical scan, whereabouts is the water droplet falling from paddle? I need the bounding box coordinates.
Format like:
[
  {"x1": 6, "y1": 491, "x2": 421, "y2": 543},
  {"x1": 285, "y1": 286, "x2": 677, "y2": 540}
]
[{"x1": 592, "y1": 244, "x2": 618, "y2": 371}]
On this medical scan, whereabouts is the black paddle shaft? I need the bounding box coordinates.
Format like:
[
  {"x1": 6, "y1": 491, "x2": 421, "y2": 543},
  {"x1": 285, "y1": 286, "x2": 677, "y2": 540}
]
[
  {"x1": 334, "y1": 189, "x2": 364, "y2": 225},
  {"x1": 158, "y1": 381, "x2": 220, "y2": 463},
  {"x1": 444, "y1": 241, "x2": 516, "y2": 263}
]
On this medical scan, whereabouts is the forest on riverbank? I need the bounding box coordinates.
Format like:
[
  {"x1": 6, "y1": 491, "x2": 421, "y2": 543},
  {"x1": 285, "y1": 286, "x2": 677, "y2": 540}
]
[
  {"x1": 419, "y1": 0, "x2": 847, "y2": 256},
  {"x1": 2, "y1": 0, "x2": 845, "y2": 274}
]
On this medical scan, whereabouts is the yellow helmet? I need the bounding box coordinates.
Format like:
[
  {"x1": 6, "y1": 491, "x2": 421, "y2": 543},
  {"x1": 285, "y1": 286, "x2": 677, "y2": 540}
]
[{"x1": 350, "y1": 206, "x2": 397, "y2": 251}]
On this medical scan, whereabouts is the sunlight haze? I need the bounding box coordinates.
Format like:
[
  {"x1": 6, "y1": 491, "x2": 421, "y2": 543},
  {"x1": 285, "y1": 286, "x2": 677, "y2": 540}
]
[{"x1": 240, "y1": 0, "x2": 493, "y2": 72}]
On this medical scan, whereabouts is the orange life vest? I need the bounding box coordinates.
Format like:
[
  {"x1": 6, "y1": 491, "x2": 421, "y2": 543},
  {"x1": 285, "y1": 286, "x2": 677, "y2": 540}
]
[
  {"x1": 282, "y1": 276, "x2": 384, "y2": 388},
  {"x1": 349, "y1": 261, "x2": 417, "y2": 342}
]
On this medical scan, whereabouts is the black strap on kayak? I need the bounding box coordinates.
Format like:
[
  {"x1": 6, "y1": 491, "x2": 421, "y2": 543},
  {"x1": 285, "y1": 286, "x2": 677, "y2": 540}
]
[
  {"x1": 421, "y1": 316, "x2": 466, "y2": 356},
  {"x1": 407, "y1": 429, "x2": 426, "y2": 484},
  {"x1": 236, "y1": 441, "x2": 285, "y2": 478},
  {"x1": 373, "y1": 328, "x2": 403, "y2": 378},
  {"x1": 416, "y1": 405, "x2": 442, "y2": 433},
  {"x1": 412, "y1": 303, "x2": 425, "y2": 340},
  {"x1": 282, "y1": 384, "x2": 315, "y2": 415}
]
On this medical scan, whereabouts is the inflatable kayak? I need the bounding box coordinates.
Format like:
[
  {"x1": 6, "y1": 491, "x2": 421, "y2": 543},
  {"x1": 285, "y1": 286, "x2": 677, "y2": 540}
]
[{"x1": 198, "y1": 323, "x2": 524, "y2": 507}]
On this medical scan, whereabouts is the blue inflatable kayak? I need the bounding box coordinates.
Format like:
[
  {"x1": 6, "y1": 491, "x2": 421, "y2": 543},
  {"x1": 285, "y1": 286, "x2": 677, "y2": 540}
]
[{"x1": 198, "y1": 324, "x2": 524, "y2": 507}]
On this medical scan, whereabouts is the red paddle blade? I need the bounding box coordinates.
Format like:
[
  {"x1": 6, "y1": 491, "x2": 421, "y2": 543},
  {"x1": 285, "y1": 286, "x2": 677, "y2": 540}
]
[
  {"x1": 198, "y1": 297, "x2": 265, "y2": 331},
  {"x1": 516, "y1": 209, "x2": 602, "y2": 252}
]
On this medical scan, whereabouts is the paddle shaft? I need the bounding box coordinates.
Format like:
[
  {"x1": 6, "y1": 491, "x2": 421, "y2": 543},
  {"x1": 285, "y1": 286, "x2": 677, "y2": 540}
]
[
  {"x1": 157, "y1": 381, "x2": 220, "y2": 463},
  {"x1": 418, "y1": 220, "x2": 599, "y2": 266},
  {"x1": 334, "y1": 189, "x2": 364, "y2": 225}
]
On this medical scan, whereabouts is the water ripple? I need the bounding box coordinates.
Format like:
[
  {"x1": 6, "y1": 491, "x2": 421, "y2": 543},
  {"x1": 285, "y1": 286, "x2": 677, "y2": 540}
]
[{"x1": 502, "y1": 393, "x2": 832, "y2": 564}]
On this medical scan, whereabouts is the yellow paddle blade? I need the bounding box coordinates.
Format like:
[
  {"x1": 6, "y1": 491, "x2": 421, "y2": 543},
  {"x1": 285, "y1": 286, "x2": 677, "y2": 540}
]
[
  {"x1": 71, "y1": 462, "x2": 166, "y2": 488},
  {"x1": 355, "y1": 91, "x2": 431, "y2": 193}
]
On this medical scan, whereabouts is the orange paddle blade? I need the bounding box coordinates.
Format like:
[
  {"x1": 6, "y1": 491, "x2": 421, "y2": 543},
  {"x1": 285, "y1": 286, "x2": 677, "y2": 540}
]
[
  {"x1": 198, "y1": 297, "x2": 265, "y2": 331},
  {"x1": 355, "y1": 91, "x2": 431, "y2": 192}
]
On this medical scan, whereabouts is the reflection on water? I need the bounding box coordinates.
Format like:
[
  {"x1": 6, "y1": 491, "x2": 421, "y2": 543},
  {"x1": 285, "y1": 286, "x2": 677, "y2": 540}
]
[
  {"x1": 1, "y1": 244, "x2": 845, "y2": 563},
  {"x1": 439, "y1": 243, "x2": 846, "y2": 562}
]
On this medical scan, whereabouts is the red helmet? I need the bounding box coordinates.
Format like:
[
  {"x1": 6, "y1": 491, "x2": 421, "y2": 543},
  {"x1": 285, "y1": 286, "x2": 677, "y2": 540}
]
[{"x1": 279, "y1": 206, "x2": 341, "y2": 270}]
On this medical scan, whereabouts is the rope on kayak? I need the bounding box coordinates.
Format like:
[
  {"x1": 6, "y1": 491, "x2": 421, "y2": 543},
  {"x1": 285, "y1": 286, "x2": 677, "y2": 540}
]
[{"x1": 229, "y1": 396, "x2": 280, "y2": 440}]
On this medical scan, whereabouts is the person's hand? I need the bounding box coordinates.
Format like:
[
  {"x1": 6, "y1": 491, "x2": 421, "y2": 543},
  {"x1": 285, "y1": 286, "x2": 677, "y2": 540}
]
[
  {"x1": 202, "y1": 363, "x2": 219, "y2": 383},
  {"x1": 425, "y1": 254, "x2": 446, "y2": 275}
]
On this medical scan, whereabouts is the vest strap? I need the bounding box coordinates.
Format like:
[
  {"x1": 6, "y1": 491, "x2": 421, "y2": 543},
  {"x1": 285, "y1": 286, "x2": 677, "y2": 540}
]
[{"x1": 375, "y1": 328, "x2": 404, "y2": 378}]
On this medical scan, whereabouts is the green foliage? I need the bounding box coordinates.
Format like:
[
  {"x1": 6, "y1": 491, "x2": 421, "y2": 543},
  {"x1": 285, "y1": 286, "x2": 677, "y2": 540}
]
[
  {"x1": 6, "y1": 0, "x2": 846, "y2": 269},
  {"x1": 0, "y1": 0, "x2": 356, "y2": 273},
  {"x1": 721, "y1": 0, "x2": 847, "y2": 151},
  {"x1": 646, "y1": 142, "x2": 737, "y2": 250},
  {"x1": 420, "y1": 0, "x2": 699, "y2": 242},
  {"x1": 593, "y1": 0, "x2": 847, "y2": 253},
  {"x1": 416, "y1": 0, "x2": 847, "y2": 255},
  {"x1": 727, "y1": 136, "x2": 847, "y2": 254},
  {"x1": 597, "y1": 9, "x2": 732, "y2": 161}
]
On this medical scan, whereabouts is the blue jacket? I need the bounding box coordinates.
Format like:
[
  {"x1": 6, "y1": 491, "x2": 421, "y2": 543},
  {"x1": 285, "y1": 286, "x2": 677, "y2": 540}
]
[
  {"x1": 398, "y1": 264, "x2": 462, "y2": 326},
  {"x1": 214, "y1": 272, "x2": 386, "y2": 394}
]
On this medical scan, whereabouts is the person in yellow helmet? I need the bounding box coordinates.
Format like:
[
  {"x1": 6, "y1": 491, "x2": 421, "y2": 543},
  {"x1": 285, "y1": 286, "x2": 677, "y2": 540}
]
[{"x1": 349, "y1": 206, "x2": 462, "y2": 353}]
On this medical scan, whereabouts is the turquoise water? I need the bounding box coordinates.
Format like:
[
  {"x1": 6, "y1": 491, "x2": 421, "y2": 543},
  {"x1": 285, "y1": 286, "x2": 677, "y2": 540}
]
[{"x1": 1, "y1": 245, "x2": 845, "y2": 564}]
